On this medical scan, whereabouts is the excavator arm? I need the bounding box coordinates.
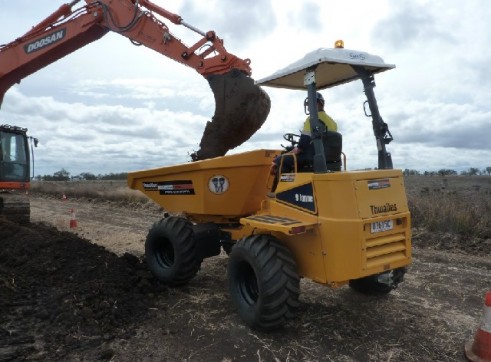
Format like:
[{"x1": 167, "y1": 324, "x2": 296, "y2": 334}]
[{"x1": 0, "y1": 0, "x2": 270, "y2": 160}]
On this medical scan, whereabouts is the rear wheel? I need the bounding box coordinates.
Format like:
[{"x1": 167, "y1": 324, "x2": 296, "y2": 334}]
[
  {"x1": 145, "y1": 217, "x2": 201, "y2": 286},
  {"x1": 228, "y1": 234, "x2": 300, "y2": 330},
  {"x1": 349, "y1": 268, "x2": 406, "y2": 295}
]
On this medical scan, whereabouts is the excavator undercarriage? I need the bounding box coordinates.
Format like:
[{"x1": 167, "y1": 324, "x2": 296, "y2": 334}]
[{"x1": 0, "y1": 191, "x2": 30, "y2": 225}]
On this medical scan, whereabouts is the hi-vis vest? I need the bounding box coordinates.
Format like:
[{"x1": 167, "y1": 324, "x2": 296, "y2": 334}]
[{"x1": 301, "y1": 111, "x2": 337, "y2": 136}]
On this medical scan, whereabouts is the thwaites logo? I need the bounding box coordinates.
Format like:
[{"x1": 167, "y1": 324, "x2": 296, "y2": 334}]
[
  {"x1": 370, "y1": 203, "x2": 397, "y2": 215},
  {"x1": 24, "y1": 28, "x2": 67, "y2": 54},
  {"x1": 142, "y1": 182, "x2": 159, "y2": 191},
  {"x1": 143, "y1": 180, "x2": 195, "y2": 195}
]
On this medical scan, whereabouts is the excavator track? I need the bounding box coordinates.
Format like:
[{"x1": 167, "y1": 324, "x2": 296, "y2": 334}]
[
  {"x1": 192, "y1": 71, "x2": 271, "y2": 161},
  {"x1": 0, "y1": 191, "x2": 30, "y2": 225}
]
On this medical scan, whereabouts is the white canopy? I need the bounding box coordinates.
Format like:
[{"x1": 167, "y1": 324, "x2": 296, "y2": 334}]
[{"x1": 256, "y1": 47, "x2": 395, "y2": 90}]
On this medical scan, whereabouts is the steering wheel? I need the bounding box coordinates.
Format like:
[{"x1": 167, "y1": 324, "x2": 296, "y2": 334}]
[{"x1": 282, "y1": 133, "x2": 300, "y2": 149}]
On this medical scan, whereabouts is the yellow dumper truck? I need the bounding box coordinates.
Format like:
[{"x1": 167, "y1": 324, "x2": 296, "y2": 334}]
[{"x1": 128, "y1": 42, "x2": 412, "y2": 330}]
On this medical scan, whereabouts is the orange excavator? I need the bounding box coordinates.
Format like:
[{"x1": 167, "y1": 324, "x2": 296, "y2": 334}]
[{"x1": 0, "y1": 0, "x2": 270, "y2": 223}]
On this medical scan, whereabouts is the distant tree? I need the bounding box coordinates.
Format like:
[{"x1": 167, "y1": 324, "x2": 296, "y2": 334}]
[
  {"x1": 52, "y1": 168, "x2": 70, "y2": 181},
  {"x1": 485, "y1": 167, "x2": 491, "y2": 175},
  {"x1": 98, "y1": 172, "x2": 128, "y2": 180},
  {"x1": 403, "y1": 169, "x2": 421, "y2": 176},
  {"x1": 42, "y1": 168, "x2": 70, "y2": 181},
  {"x1": 468, "y1": 167, "x2": 480, "y2": 176},
  {"x1": 79, "y1": 172, "x2": 97, "y2": 180},
  {"x1": 437, "y1": 169, "x2": 457, "y2": 176}
]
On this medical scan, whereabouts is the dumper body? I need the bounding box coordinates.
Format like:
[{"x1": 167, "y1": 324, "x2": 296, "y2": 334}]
[{"x1": 128, "y1": 149, "x2": 411, "y2": 286}]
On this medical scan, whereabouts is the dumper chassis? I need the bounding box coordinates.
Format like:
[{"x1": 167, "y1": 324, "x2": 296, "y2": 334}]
[{"x1": 129, "y1": 43, "x2": 412, "y2": 330}]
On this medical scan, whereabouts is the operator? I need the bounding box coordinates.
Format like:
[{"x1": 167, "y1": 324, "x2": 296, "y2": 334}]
[{"x1": 271, "y1": 92, "x2": 338, "y2": 176}]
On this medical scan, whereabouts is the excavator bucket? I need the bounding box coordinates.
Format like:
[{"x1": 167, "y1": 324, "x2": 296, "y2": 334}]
[{"x1": 191, "y1": 70, "x2": 271, "y2": 161}]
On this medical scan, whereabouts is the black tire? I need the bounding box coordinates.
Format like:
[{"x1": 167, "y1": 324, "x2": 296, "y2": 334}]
[
  {"x1": 145, "y1": 217, "x2": 201, "y2": 286},
  {"x1": 228, "y1": 234, "x2": 300, "y2": 330},
  {"x1": 349, "y1": 268, "x2": 406, "y2": 295}
]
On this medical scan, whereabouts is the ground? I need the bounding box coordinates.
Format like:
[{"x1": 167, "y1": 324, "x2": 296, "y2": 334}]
[{"x1": 1, "y1": 192, "x2": 490, "y2": 361}]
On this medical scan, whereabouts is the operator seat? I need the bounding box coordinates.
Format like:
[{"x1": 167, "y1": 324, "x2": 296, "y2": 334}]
[
  {"x1": 323, "y1": 130, "x2": 342, "y2": 171},
  {"x1": 295, "y1": 130, "x2": 342, "y2": 172}
]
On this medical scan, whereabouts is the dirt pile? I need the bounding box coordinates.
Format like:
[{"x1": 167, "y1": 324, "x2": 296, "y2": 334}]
[{"x1": 0, "y1": 220, "x2": 164, "y2": 361}]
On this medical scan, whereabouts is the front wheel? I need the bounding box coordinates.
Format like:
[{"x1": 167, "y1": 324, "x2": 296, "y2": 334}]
[
  {"x1": 145, "y1": 217, "x2": 201, "y2": 286},
  {"x1": 228, "y1": 235, "x2": 300, "y2": 331},
  {"x1": 349, "y1": 268, "x2": 406, "y2": 295}
]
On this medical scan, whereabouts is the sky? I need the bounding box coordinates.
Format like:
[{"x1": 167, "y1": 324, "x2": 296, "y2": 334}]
[{"x1": 1, "y1": 0, "x2": 490, "y2": 176}]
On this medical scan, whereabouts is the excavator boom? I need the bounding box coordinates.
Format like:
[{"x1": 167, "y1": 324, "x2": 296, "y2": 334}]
[{"x1": 0, "y1": 0, "x2": 270, "y2": 159}]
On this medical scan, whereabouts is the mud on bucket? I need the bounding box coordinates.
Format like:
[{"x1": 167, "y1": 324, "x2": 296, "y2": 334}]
[{"x1": 191, "y1": 70, "x2": 271, "y2": 161}]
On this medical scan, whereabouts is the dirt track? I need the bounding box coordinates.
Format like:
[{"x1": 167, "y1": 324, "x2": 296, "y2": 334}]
[{"x1": 0, "y1": 194, "x2": 490, "y2": 361}]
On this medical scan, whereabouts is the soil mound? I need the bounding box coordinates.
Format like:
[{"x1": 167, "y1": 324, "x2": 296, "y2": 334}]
[{"x1": 0, "y1": 220, "x2": 163, "y2": 361}]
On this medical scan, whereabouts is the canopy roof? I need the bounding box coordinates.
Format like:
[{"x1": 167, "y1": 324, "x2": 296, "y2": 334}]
[{"x1": 256, "y1": 47, "x2": 395, "y2": 90}]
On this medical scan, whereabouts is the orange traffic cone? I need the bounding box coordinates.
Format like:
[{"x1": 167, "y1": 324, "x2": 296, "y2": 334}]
[
  {"x1": 465, "y1": 291, "x2": 491, "y2": 361},
  {"x1": 69, "y1": 209, "x2": 78, "y2": 229}
]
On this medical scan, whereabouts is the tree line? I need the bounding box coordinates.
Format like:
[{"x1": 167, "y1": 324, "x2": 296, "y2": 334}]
[
  {"x1": 36, "y1": 166, "x2": 491, "y2": 182},
  {"x1": 35, "y1": 168, "x2": 127, "y2": 181},
  {"x1": 404, "y1": 167, "x2": 491, "y2": 176}
]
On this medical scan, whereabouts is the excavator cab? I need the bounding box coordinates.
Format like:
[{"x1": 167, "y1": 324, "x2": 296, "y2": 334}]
[
  {"x1": 0, "y1": 125, "x2": 29, "y2": 182},
  {"x1": 0, "y1": 125, "x2": 31, "y2": 224}
]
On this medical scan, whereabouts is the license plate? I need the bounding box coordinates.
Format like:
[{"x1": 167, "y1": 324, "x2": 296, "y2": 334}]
[{"x1": 371, "y1": 219, "x2": 393, "y2": 233}]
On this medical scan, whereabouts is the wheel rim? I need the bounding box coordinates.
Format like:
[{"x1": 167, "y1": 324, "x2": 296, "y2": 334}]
[
  {"x1": 237, "y1": 261, "x2": 259, "y2": 306},
  {"x1": 156, "y1": 239, "x2": 174, "y2": 268}
]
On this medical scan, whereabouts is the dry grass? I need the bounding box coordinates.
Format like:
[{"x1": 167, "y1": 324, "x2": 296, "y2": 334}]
[
  {"x1": 405, "y1": 175, "x2": 491, "y2": 239},
  {"x1": 31, "y1": 175, "x2": 491, "y2": 240},
  {"x1": 30, "y1": 180, "x2": 148, "y2": 204}
]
